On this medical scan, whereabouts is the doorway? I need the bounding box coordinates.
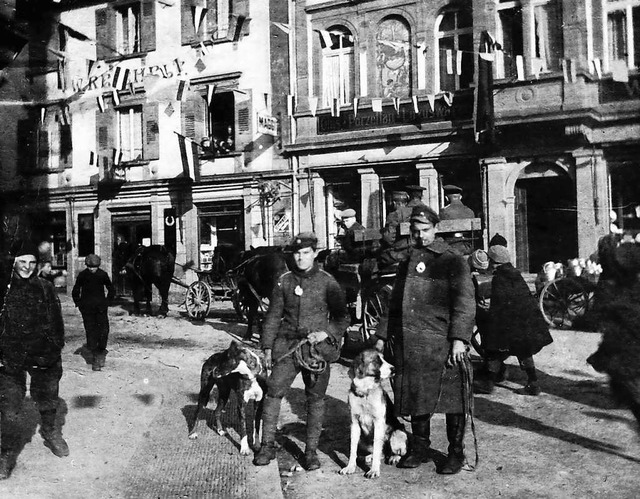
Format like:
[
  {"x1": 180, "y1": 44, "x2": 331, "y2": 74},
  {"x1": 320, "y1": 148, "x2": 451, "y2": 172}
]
[
  {"x1": 515, "y1": 171, "x2": 577, "y2": 272},
  {"x1": 112, "y1": 210, "x2": 152, "y2": 296}
]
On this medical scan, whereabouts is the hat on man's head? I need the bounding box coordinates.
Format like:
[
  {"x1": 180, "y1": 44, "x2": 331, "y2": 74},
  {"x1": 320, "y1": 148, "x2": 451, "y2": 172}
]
[
  {"x1": 10, "y1": 239, "x2": 40, "y2": 261},
  {"x1": 85, "y1": 254, "x2": 101, "y2": 267},
  {"x1": 391, "y1": 191, "x2": 409, "y2": 202},
  {"x1": 469, "y1": 249, "x2": 489, "y2": 270},
  {"x1": 406, "y1": 185, "x2": 425, "y2": 193},
  {"x1": 410, "y1": 205, "x2": 440, "y2": 225},
  {"x1": 489, "y1": 233, "x2": 508, "y2": 247},
  {"x1": 488, "y1": 245, "x2": 510, "y2": 264},
  {"x1": 341, "y1": 208, "x2": 356, "y2": 219},
  {"x1": 290, "y1": 232, "x2": 318, "y2": 251},
  {"x1": 443, "y1": 185, "x2": 463, "y2": 195}
]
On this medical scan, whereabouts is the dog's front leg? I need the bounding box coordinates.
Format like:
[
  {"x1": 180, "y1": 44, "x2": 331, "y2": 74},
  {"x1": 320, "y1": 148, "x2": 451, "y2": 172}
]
[
  {"x1": 339, "y1": 415, "x2": 361, "y2": 475},
  {"x1": 365, "y1": 419, "x2": 386, "y2": 479},
  {"x1": 238, "y1": 397, "x2": 251, "y2": 455}
]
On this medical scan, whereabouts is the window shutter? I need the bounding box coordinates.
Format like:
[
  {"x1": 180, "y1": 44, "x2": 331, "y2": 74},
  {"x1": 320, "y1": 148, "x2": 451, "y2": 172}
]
[
  {"x1": 231, "y1": 0, "x2": 250, "y2": 36},
  {"x1": 95, "y1": 7, "x2": 116, "y2": 60},
  {"x1": 181, "y1": 94, "x2": 206, "y2": 142},
  {"x1": 38, "y1": 127, "x2": 50, "y2": 169},
  {"x1": 17, "y1": 119, "x2": 36, "y2": 171},
  {"x1": 95, "y1": 108, "x2": 115, "y2": 175},
  {"x1": 141, "y1": 1, "x2": 156, "y2": 53},
  {"x1": 234, "y1": 89, "x2": 252, "y2": 153},
  {"x1": 143, "y1": 103, "x2": 160, "y2": 160},
  {"x1": 181, "y1": 0, "x2": 199, "y2": 45},
  {"x1": 60, "y1": 124, "x2": 73, "y2": 165}
]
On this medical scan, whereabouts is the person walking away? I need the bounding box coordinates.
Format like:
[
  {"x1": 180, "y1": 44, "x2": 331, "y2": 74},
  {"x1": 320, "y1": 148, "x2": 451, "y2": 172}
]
[
  {"x1": 475, "y1": 245, "x2": 553, "y2": 395},
  {"x1": 72, "y1": 254, "x2": 115, "y2": 371},
  {"x1": 253, "y1": 233, "x2": 349, "y2": 471},
  {"x1": 0, "y1": 240, "x2": 68, "y2": 480},
  {"x1": 375, "y1": 206, "x2": 476, "y2": 475}
]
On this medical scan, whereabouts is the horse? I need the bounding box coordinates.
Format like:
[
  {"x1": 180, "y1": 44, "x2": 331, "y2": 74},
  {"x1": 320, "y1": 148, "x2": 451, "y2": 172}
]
[
  {"x1": 235, "y1": 248, "x2": 291, "y2": 341},
  {"x1": 124, "y1": 245, "x2": 175, "y2": 316}
]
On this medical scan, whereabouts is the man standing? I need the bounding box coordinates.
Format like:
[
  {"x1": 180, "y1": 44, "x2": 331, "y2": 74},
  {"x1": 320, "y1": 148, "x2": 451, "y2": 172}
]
[
  {"x1": 338, "y1": 208, "x2": 365, "y2": 261},
  {"x1": 72, "y1": 254, "x2": 115, "y2": 371},
  {"x1": 253, "y1": 233, "x2": 349, "y2": 471},
  {"x1": 380, "y1": 191, "x2": 413, "y2": 268},
  {"x1": 376, "y1": 206, "x2": 476, "y2": 474},
  {"x1": 0, "y1": 240, "x2": 69, "y2": 480},
  {"x1": 406, "y1": 185, "x2": 427, "y2": 208},
  {"x1": 439, "y1": 185, "x2": 475, "y2": 220}
]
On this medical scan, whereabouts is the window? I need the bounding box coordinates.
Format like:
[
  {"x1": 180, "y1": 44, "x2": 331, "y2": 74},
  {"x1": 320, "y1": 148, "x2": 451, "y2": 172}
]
[
  {"x1": 78, "y1": 214, "x2": 95, "y2": 257},
  {"x1": 436, "y1": 6, "x2": 474, "y2": 92},
  {"x1": 181, "y1": 0, "x2": 249, "y2": 45},
  {"x1": 117, "y1": 106, "x2": 143, "y2": 162},
  {"x1": 115, "y1": 3, "x2": 141, "y2": 55},
  {"x1": 495, "y1": 0, "x2": 562, "y2": 79},
  {"x1": 607, "y1": 0, "x2": 640, "y2": 69},
  {"x1": 321, "y1": 26, "x2": 355, "y2": 107},
  {"x1": 208, "y1": 91, "x2": 236, "y2": 154},
  {"x1": 376, "y1": 17, "x2": 411, "y2": 97}
]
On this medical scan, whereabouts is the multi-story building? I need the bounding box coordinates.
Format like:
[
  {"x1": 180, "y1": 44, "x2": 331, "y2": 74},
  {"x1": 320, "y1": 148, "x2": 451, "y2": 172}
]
[
  {"x1": 287, "y1": 0, "x2": 640, "y2": 271},
  {"x1": 0, "y1": 0, "x2": 293, "y2": 286}
]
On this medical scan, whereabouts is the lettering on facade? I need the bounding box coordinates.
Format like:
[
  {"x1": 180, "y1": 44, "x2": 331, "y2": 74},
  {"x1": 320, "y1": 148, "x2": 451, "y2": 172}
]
[
  {"x1": 257, "y1": 113, "x2": 280, "y2": 137},
  {"x1": 317, "y1": 94, "x2": 472, "y2": 133},
  {"x1": 599, "y1": 74, "x2": 640, "y2": 103}
]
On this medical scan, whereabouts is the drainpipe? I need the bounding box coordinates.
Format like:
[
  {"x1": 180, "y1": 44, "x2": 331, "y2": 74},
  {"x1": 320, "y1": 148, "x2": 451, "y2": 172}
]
[{"x1": 288, "y1": 0, "x2": 298, "y2": 236}]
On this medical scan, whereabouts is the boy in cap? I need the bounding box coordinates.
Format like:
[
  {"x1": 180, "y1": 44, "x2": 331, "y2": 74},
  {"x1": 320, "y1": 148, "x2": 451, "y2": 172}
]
[
  {"x1": 439, "y1": 185, "x2": 475, "y2": 220},
  {"x1": 72, "y1": 254, "x2": 115, "y2": 371},
  {"x1": 0, "y1": 240, "x2": 69, "y2": 479},
  {"x1": 254, "y1": 233, "x2": 349, "y2": 471}
]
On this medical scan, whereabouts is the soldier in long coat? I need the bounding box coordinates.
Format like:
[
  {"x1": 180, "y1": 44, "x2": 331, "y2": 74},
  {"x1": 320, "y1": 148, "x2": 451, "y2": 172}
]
[{"x1": 376, "y1": 205, "x2": 476, "y2": 475}]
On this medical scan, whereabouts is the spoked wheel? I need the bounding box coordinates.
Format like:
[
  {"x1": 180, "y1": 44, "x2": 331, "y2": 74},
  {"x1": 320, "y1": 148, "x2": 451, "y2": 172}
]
[
  {"x1": 539, "y1": 277, "x2": 589, "y2": 329},
  {"x1": 185, "y1": 281, "x2": 212, "y2": 320},
  {"x1": 231, "y1": 284, "x2": 248, "y2": 321},
  {"x1": 361, "y1": 284, "x2": 392, "y2": 343}
]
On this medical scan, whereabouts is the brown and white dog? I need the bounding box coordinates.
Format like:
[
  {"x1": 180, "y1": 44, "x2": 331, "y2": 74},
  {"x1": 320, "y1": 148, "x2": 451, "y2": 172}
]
[
  {"x1": 188, "y1": 341, "x2": 267, "y2": 455},
  {"x1": 339, "y1": 349, "x2": 408, "y2": 479}
]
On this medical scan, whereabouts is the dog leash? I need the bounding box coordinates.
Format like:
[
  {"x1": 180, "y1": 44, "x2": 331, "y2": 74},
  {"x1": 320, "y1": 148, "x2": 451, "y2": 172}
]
[
  {"x1": 274, "y1": 338, "x2": 327, "y2": 374},
  {"x1": 460, "y1": 356, "x2": 479, "y2": 472}
]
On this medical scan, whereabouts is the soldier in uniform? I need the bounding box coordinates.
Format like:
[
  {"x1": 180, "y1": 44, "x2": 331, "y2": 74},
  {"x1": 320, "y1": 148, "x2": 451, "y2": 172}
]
[
  {"x1": 379, "y1": 191, "x2": 413, "y2": 268},
  {"x1": 439, "y1": 185, "x2": 475, "y2": 220},
  {"x1": 337, "y1": 209, "x2": 365, "y2": 262},
  {"x1": 406, "y1": 185, "x2": 427, "y2": 208}
]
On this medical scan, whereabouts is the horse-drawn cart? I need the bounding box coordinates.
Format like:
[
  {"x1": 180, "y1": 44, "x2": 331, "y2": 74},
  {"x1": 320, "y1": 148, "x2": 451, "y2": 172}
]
[{"x1": 181, "y1": 268, "x2": 241, "y2": 321}]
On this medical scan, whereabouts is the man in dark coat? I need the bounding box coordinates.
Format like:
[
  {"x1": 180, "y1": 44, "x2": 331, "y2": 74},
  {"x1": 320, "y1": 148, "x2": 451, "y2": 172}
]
[
  {"x1": 476, "y1": 245, "x2": 553, "y2": 396},
  {"x1": 406, "y1": 185, "x2": 427, "y2": 208},
  {"x1": 253, "y1": 233, "x2": 349, "y2": 471},
  {"x1": 376, "y1": 206, "x2": 476, "y2": 474},
  {"x1": 379, "y1": 191, "x2": 413, "y2": 269},
  {"x1": 72, "y1": 254, "x2": 115, "y2": 371},
  {"x1": 439, "y1": 185, "x2": 475, "y2": 220},
  {"x1": 337, "y1": 208, "x2": 365, "y2": 262},
  {"x1": 0, "y1": 241, "x2": 69, "y2": 480}
]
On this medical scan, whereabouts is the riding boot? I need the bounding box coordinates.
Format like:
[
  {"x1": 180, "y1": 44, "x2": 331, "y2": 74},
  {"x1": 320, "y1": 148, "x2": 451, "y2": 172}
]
[
  {"x1": 253, "y1": 396, "x2": 280, "y2": 466},
  {"x1": 0, "y1": 412, "x2": 21, "y2": 480},
  {"x1": 440, "y1": 413, "x2": 465, "y2": 474},
  {"x1": 304, "y1": 399, "x2": 325, "y2": 471},
  {"x1": 397, "y1": 415, "x2": 431, "y2": 468},
  {"x1": 39, "y1": 410, "x2": 69, "y2": 458}
]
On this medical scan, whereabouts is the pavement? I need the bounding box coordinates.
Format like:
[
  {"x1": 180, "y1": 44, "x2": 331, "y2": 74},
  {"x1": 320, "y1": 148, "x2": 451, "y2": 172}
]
[{"x1": 0, "y1": 291, "x2": 284, "y2": 499}]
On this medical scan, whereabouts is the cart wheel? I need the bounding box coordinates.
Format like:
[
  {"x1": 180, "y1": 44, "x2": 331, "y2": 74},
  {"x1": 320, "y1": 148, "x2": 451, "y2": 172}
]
[
  {"x1": 185, "y1": 281, "x2": 212, "y2": 320},
  {"x1": 361, "y1": 284, "x2": 392, "y2": 343},
  {"x1": 539, "y1": 278, "x2": 589, "y2": 329}
]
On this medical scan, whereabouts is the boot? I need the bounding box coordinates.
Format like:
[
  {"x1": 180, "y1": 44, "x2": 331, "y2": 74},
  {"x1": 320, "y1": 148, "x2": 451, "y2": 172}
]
[
  {"x1": 0, "y1": 412, "x2": 21, "y2": 480},
  {"x1": 397, "y1": 416, "x2": 431, "y2": 468},
  {"x1": 253, "y1": 396, "x2": 280, "y2": 466},
  {"x1": 440, "y1": 414, "x2": 465, "y2": 475},
  {"x1": 304, "y1": 399, "x2": 324, "y2": 471},
  {"x1": 39, "y1": 410, "x2": 69, "y2": 458},
  {"x1": 474, "y1": 374, "x2": 495, "y2": 394},
  {"x1": 0, "y1": 451, "x2": 17, "y2": 480},
  {"x1": 518, "y1": 367, "x2": 540, "y2": 396}
]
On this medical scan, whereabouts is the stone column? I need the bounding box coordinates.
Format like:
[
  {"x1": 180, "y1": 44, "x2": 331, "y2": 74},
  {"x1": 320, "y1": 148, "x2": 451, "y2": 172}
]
[
  {"x1": 358, "y1": 168, "x2": 381, "y2": 230},
  {"x1": 482, "y1": 156, "x2": 512, "y2": 248},
  {"x1": 243, "y1": 185, "x2": 254, "y2": 248},
  {"x1": 573, "y1": 148, "x2": 609, "y2": 257},
  {"x1": 416, "y1": 161, "x2": 439, "y2": 210}
]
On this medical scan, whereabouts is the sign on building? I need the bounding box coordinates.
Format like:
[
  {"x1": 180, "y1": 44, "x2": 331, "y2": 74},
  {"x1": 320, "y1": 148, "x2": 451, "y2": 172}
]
[{"x1": 257, "y1": 113, "x2": 279, "y2": 137}]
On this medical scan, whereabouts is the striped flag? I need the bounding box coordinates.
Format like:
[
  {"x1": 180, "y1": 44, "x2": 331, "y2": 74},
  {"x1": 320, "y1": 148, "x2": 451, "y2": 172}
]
[
  {"x1": 330, "y1": 98, "x2": 339, "y2": 117},
  {"x1": 176, "y1": 78, "x2": 189, "y2": 101},
  {"x1": 60, "y1": 105, "x2": 70, "y2": 126},
  {"x1": 591, "y1": 59, "x2": 602, "y2": 79},
  {"x1": 113, "y1": 147, "x2": 122, "y2": 166},
  {"x1": 112, "y1": 89, "x2": 120, "y2": 106},
  {"x1": 207, "y1": 84, "x2": 216, "y2": 105},
  {"x1": 287, "y1": 95, "x2": 295, "y2": 116},
  {"x1": 192, "y1": 6, "x2": 207, "y2": 33},
  {"x1": 112, "y1": 67, "x2": 130, "y2": 91},
  {"x1": 89, "y1": 151, "x2": 95, "y2": 166},
  {"x1": 175, "y1": 132, "x2": 199, "y2": 181},
  {"x1": 97, "y1": 94, "x2": 106, "y2": 113}
]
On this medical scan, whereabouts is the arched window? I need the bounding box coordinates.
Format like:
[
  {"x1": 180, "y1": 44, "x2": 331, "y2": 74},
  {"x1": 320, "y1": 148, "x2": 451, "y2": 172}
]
[
  {"x1": 321, "y1": 26, "x2": 355, "y2": 107},
  {"x1": 376, "y1": 17, "x2": 411, "y2": 98},
  {"x1": 435, "y1": 6, "x2": 473, "y2": 92}
]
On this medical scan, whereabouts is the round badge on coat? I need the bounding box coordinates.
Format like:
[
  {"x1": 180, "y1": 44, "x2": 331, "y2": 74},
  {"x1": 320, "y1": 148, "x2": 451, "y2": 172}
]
[
  {"x1": 294, "y1": 285, "x2": 303, "y2": 296},
  {"x1": 416, "y1": 261, "x2": 426, "y2": 273}
]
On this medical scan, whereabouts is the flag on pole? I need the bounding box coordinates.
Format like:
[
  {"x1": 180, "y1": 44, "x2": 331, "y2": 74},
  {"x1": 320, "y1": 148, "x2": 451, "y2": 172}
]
[
  {"x1": 176, "y1": 78, "x2": 189, "y2": 101},
  {"x1": 176, "y1": 132, "x2": 199, "y2": 181},
  {"x1": 372, "y1": 98, "x2": 383, "y2": 113},
  {"x1": 112, "y1": 89, "x2": 120, "y2": 106},
  {"x1": 97, "y1": 94, "x2": 106, "y2": 113},
  {"x1": 308, "y1": 96, "x2": 318, "y2": 117},
  {"x1": 287, "y1": 95, "x2": 296, "y2": 116},
  {"x1": 412, "y1": 96, "x2": 419, "y2": 114},
  {"x1": 446, "y1": 49, "x2": 453, "y2": 74},
  {"x1": 353, "y1": 97, "x2": 359, "y2": 117}
]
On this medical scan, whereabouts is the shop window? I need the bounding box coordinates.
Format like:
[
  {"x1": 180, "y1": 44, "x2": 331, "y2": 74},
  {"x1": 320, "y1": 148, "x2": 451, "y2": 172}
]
[
  {"x1": 78, "y1": 214, "x2": 95, "y2": 257},
  {"x1": 95, "y1": 1, "x2": 156, "y2": 59},
  {"x1": 436, "y1": 6, "x2": 474, "y2": 92},
  {"x1": 321, "y1": 26, "x2": 355, "y2": 107},
  {"x1": 118, "y1": 106, "x2": 144, "y2": 162},
  {"x1": 495, "y1": 0, "x2": 562, "y2": 79},
  {"x1": 181, "y1": 0, "x2": 250, "y2": 45},
  {"x1": 607, "y1": 0, "x2": 640, "y2": 69},
  {"x1": 376, "y1": 17, "x2": 411, "y2": 98}
]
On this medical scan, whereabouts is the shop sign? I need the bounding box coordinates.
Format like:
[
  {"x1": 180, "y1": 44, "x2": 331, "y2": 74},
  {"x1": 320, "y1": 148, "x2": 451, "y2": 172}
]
[{"x1": 257, "y1": 113, "x2": 279, "y2": 137}]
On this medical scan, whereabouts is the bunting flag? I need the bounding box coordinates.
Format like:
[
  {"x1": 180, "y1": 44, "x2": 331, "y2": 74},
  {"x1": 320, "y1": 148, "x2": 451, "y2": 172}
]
[
  {"x1": 60, "y1": 105, "x2": 70, "y2": 126},
  {"x1": 562, "y1": 59, "x2": 577, "y2": 83},
  {"x1": 176, "y1": 78, "x2": 189, "y2": 101},
  {"x1": 112, "y1": 89, "x2": 120, "y2": 106},
  {"x1": 207, "y1": 84, "x2": 216, "y2": 105},
  {"x1": 175, "y1": 132, "x2": 199, "y2": 181},
  {"x1": 591, "y1": 59, "x2": 602, "y2": 79},
  {"x1": 228, "y1": 14, "x2": 246, "y2": 42},
  {"x1": 456, "y1": 50, "x2": 463, "y2": 76},
  {"x1": 446, "y1": 49, "x2": 453, "y2": 74},
  {"x1": 330, "y1": 98, "x2": 340, "y2": 117},
  {"x1": 442, "y1": 93, "x2": 452, "y2": 107},
  {"x1": 516, "y1": 55, "x2": 525, "y2": 80},
  {"x1": 194, "y1": 58, "x2": 206, "y2": 72},
  {"x1": 192, "y1": 6, "x2": 207, "y2": 33},
  {"x1": 112, "y1": 67, "x2": 130, "y2": 91},
  {"x1": 113, "y1": 147, "x2": 122, "y2": 166},
  {"x1": 353, "y1": 97, "x2": 359, "y2": 117},
  {"x1": 318, "y1": 30, "x2": 334, "y2": 49},
  {"x1": 199, "y1": 42, "x2": 210, "y2": 55},
  {"x1": 263, "y1": 92, "x2": 269, "y2": 109},
  {"x1": 165, "y1": 102, "x2": 175, "y2": 117},
  {"x1": 87, "y1": 59, "x2": 96, "y2": 76},
  {"x1": 40, "y1": 107, "x2": 46, "y2": 124},
  {"x1": 392, "y1": 97, "x2": 400, "y2": 113},
  {"x1": 412, "y1": 96, "x2": 419, "y2": 114},
  {"x1": 287, "y1": 94, "x2": 295, "y2": 116},
  {"x1": 427, "y1": 94, "x2": 435, "y2": 112},
  {"x1": 97, "y1": 94, "x2": 106, "y2": 113},
  {"x1": 89, "y1": 151, "x2": 95, "y2": 166},
  {"x1": 474, "y1": 30, "x2": 496, "y2": 147},
  {"x1": 371, "y1": 98, "x2": 383, "y2": 113},
  {"x1": 308, "y1": 96, "x2": 318, "y2": 117},
  {"x1": 272, "y1": 22, "x2": 291, "y2": 35},
  {"x1": 611, "y1": 59, "x2": 629, "y2": 82},
  {"x1": 59, "y1": 22, "x2": 93, "y2": 42}
]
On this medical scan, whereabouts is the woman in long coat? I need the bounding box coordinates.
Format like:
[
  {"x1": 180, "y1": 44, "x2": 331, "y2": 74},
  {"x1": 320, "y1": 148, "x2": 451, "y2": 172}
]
[
  {"x1": 376, "y1": 206, "x2": 476, "y2": 475},
  {"x1": 477, "y1": 245, "x2": 553, "y2": 395}
]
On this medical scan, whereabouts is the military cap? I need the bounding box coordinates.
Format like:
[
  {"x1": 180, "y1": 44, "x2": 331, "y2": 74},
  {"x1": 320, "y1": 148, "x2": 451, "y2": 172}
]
[
  {"x1": 489, "y1": 233, "x2": 508, "y2": 247},
  {"x1": 488, "y1": 245, "x2": 511, "y2": 264},
  {"x1": 290, "y1": 232, "x2": 318, "y2": 250},
  {"x1": 443, "y1": 184, "x2": 463, "y2": 194},
  {"x1": 410, "y1": 205, "x2": 440, "y2": 225},
  {"x1": 85, "y1": 254, "x2": 102, "y2": 267},
  {"x1": 11, "y1": 239, "x2": 40, "y2": 260},
  {"x1": 391, "y1": 191, "x2": 409, "y2": 201},
  {"x1": 341, "y1": 208, "x2": 356, "y2": 219},
  {"x1": 469, "y1": 249, "x2": 489, "y2": 270},
  {"x1": 406, "y1": 185, "x2": 426, "y2": 192}
]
